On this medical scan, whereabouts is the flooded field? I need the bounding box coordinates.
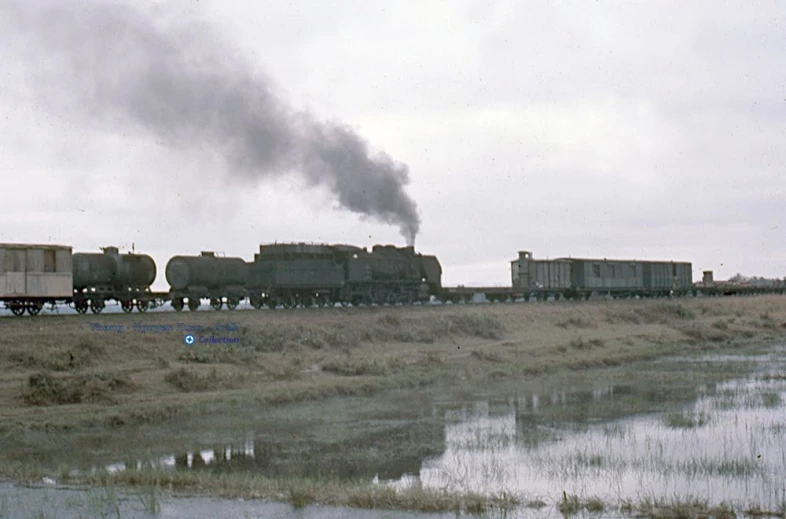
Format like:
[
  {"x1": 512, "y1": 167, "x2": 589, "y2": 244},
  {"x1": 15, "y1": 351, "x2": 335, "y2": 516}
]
[
  {"x1": 3, "y1": 342, "x2": 785, "y2": 518},
  {"x1": 394, "y1": 352, "x2": 786, "y2": 512}
]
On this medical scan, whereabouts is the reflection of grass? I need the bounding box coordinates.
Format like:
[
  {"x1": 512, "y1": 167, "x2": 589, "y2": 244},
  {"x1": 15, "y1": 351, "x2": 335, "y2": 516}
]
[
  {"x1": 663, "y1": 411, "x2": 710, "y2": 429},
  {"x1": 713, "y1": 389, "x2": 784, "y2": 410},
  {"x1": 602, "y1": 423, "x2": 627, "y2": 438},
  {"x1": 761, "y1": 392, "x2": 782, "y2": 408},
  {"x1": 137, "y1": 485, "x2": 160, "y2": 514},
  {"x1": 676, "y1": 456, "x2": 761, "y2": 477}
]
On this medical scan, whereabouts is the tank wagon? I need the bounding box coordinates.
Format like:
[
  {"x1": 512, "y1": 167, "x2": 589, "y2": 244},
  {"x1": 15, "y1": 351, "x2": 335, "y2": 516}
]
[
  {"x1": 72, "y1": 246, "x2": 157, "y2": 313},
  {"x1": 246, "y1": 243, "x2": 443, "y2": 308},
  {"x1": 166, "y1": 252, "x2": 248, "y2": 311}
]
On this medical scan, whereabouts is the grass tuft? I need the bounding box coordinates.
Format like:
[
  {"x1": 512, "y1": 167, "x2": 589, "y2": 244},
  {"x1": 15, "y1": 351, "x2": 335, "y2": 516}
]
[
  {"x1": 22, "y1": 371, "x2": 135, "y2": 406},
  {"x1": 164, "y1": 367, "x2": 237, "y2": 392},
  {"x1": 663, "y1": 411, "x2": 711, "y2": 429}
]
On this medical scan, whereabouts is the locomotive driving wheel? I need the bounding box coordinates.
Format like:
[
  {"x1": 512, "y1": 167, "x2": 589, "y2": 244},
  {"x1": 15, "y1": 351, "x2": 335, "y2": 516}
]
[
  {"x1": 210, "y1": 298, "x2": 223, "y2": 311},
  {"x1": 136, "y1": 300, "x2": 150, "y2": 312},
  {"x1": 121, "y1": 300, "x2": 134, "y2": 313},
  {"x1": 249, "y1": 296, "x2": 263, "y2": 309},
  {"x1": 90, "y1": 299, "x2": 105, "y2": 314},
  {"x1": 75, "y1": 300, "x2": 89, "y2": 314}
]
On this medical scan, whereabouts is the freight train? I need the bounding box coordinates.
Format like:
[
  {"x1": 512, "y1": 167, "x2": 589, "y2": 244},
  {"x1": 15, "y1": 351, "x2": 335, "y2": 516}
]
[{"x1": 1, "y1": 242, "x2": 784, "y2": 316}]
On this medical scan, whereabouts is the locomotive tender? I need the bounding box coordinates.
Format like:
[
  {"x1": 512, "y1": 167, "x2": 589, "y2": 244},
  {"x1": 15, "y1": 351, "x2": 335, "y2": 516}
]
[{"x1": 2, "y1": 242, "x2": 784, "y2": 316}]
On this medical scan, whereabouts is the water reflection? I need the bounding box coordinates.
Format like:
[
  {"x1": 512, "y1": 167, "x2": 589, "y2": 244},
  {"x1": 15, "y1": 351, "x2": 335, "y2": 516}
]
[
  {"x1": 101, "y1": 419, "x2": 446, "y2": 483},
  {"x1": 39, "y1": 346, "x2": 786, "y2": 515},
  {"x1": 391, "y1": 352, "x2": 786, "y2": 509}
]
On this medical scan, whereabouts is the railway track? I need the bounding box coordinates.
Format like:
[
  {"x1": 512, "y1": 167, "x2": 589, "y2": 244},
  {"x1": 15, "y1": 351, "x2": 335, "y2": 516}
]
[{"x1": 3, "y1": 285, "x2": 784, "y2": 319}]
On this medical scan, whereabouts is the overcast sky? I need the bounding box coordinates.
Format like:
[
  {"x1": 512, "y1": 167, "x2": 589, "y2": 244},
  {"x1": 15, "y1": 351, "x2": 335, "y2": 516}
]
[{"x1": 1, "y1": 0, "x2": 784, "y2": 289}]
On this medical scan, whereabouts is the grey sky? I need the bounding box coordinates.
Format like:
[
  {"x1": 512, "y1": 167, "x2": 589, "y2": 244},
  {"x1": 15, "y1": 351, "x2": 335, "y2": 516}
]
[{"x1": 1, "y1": 0, "x2": 783, "y2": 289}]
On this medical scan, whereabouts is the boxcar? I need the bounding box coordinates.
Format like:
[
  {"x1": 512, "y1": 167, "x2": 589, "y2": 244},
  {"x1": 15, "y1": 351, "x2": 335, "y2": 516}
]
[
  {"x1": 561, "y1": 258, "x2": 645, "y2": 293},
  {"x1": 511, "y1": 251, "x2": 572, "y2": 293},
  {"x1": 642, "y1": 261, "x2": 693, "y2": 295},
  {"x1": 0, "y1": 243, "x2": 73, "y2": 315}
]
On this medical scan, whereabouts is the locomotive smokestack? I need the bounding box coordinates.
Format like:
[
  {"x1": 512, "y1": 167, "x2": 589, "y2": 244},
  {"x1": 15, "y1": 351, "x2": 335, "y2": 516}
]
[{"x1": 2, "y1": 0, "x2": 421, "y2": 244}]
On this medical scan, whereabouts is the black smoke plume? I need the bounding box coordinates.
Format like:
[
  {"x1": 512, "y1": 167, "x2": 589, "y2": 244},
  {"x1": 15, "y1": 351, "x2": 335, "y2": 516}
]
[{"x1": 2, "y1": 0, "x2": 420, "y2": 244}]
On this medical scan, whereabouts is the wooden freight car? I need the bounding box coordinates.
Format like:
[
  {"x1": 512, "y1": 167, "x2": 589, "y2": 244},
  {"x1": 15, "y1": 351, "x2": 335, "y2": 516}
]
[{"x1": 0, "y1": 243, "x2": 73, "y2": 315}]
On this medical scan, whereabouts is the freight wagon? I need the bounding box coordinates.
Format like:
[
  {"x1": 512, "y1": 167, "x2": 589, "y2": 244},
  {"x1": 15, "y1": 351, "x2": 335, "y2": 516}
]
[
  {"x1": 446, "y1": 250, "x2": 696, "y2": 302},
  {"x1": 1, "y1": 243, "x2": 163, "y2": 315},
  {"x1": 166, "y1": 252, "x2": 248, "y2": 311},
  {"x1": 0, "y1": 243, "x2": 73, "y2": 315},
  {"x1": 72, "y1": 246, "x2": 158, "y2": 313}
]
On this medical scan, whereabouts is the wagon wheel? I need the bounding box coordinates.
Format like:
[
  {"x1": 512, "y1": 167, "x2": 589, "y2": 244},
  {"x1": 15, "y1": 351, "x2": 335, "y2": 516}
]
[
  {"x1": 188, "y1": 298, "x2": 200, "y2": 311},
  {"x1": 266, "y1": 299, "x2": 277, "y2": 309},
  {"x1": 226, "y1": 299, "x2": 238, "y2": 311},
  {"x1": 27, "y1": 302, "x2": 43, "y2": 316},
  {"x1": 302, "y1": 296, "x2": 313, "y2": 308},
  {"x1": 249, "y1": 296, "x2": 263, "y2": 309},
  {"x1": 10, "y1": 304, "x2": 25, "y2": 316},
  {"x1": 121, "y1": 300, "x2": 134, "y2": 313},
  {"x1": 75, "y1": 300, "x2": 89, "y2": 314},
  {"x1": 136, "y1": 300, "x2": 150, "y2": 313},
  {"x1": 172, "y1": 298, "x2": 184, "y2": 312},
  {"x1": 90, "y1": 300, "x2": 105, "y2": 314},
  {"x1": 210, "y1": 298, "x2": 223, "y2": 311}
]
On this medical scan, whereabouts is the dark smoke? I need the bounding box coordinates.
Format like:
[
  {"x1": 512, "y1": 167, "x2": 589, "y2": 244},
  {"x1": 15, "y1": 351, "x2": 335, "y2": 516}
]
[{"x1": 2, "y1": 0, "x2": 420, "y2": 244}]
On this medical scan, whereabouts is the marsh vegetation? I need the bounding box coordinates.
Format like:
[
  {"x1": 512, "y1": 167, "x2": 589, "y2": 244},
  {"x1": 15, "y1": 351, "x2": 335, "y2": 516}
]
[{"x1": 0, "y1": 296, "x2": 785, "y2": 517}]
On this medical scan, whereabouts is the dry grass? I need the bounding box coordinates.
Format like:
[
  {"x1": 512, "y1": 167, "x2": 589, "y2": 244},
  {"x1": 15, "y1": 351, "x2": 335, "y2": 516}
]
[
  {"x1": 0, "y1": 296, "x2": 783, "y2": 432},
  {"x1": 22, "y1": 371, "x2": 136, "y2": 406}
]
